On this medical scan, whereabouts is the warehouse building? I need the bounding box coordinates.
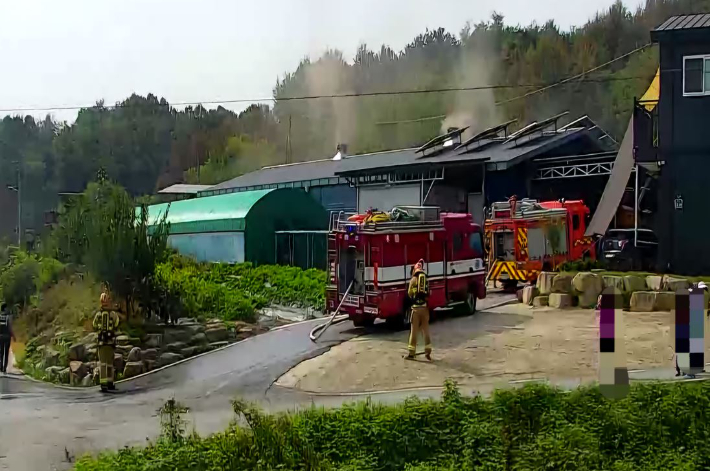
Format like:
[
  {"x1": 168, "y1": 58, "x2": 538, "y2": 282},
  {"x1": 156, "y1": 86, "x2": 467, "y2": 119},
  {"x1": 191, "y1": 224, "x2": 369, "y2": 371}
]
[{"x1": 145, "y1": 188, "x2": 327, "y2": 267}]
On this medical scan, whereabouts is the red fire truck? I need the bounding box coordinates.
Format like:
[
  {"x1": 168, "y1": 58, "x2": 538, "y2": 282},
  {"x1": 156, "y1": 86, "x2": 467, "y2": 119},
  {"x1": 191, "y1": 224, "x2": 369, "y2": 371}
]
[
  {"x1": 326, "y1": 206, "x2": 487, "y2": 327},
  {"x1": 485, "y1": 197, "x2": 595, "y2": 288}
]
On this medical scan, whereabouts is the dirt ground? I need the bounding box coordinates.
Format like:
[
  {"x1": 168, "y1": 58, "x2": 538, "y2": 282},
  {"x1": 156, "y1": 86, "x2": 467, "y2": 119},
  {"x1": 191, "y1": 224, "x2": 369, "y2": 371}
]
[{"x1": 276, "y1": 304, "x2": 678, "y2": 393}]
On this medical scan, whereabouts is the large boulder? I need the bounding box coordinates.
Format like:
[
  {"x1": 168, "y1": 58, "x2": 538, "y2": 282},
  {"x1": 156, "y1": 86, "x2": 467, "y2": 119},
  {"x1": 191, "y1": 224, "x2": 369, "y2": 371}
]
[
  {"x1": 69, "y1": 361, "x2": 89, "y2": 379},
  {"x1": 664, "y1": 277, "x2": 690, "y2": 292},
  {"x1": 115, "y1": 345, "x2": 134, "y2": 356},
  {"x1": 80, "y1": 332, "x2": 98, "y2": 345},
  {"x1": 143, "y1": 334, "x2": 163, "y2": 349},
  {"x1": 158, "y1": 352, "x2": 183, "y2": 367},
  {"x1": 573, "y1": 273, "x2": 603, "y2": 308},
  {"x1": 41, "y1": 348, "x2": 61, "y2": 369},
  {"x1": 143, "y1": 360, "x2": 157, "y2": 372},
  {"x1": 58, "y1": 367, "x2": 71, "y2": 384},
  {"x1": 123, "y1": 362, "x2": 144, "y2": 379},
  {"x1": 127, "y1": 347, "x2": 142, "y2": 363},
  {"x1": 163, "y1": 328, "x2": 192, "y2": 345},
  {"x1": 536, "y1": 272, "x2": 556, "y2": 295},
  {"x1": 85, "y1": 345, "x2": 98, "y2": 362},
  {"x1": 548, "y1": 293, "x2": 573, "y2": 309},
  {"x1": 189, "y1": 333, "x2": 208, "y2": 346},
  {"x1": 142, "y1": 348, "x2": 159, "y2": 361},
  {"x1": 115, "y1": 335, "x2": 131, "y2": 346},
  {"x1": 81, "y1": 374, "x2": 94, "y2": 387},
  {"x1": 113, "y1": 353, "x2": 125, "y2": 375},
  {"x1": 209, "y1": 341, "x2": 230, "y2": 350},
  {"x1": 166, "y1": 342, "x2": 188, "y2": 353},
  {"x1": 45, "y1": 366, "x2": 64, "y2": 382},
  {"x1": 67, "y1": 343, "x2": 87, "y2": 362},
  {"x1": 180, "y1": 346, "x2": 198, "y2": 358},
  {"x1": 646, "y1": 276, "x2": 663, "y2": 291},
  {"x1": 623, "y1": 275, "x2": 647, "y2": 293},
  {"x1": 602, "y1": 276, "x2": 625, "y2": 292},
  {"x1": 654, "y1": 291, "x2": 675, "y2": 311},
  {"x1": 522, "y1": 285, "x2": 538, "y2": 305},
  {"x1": 184, "y1": 324, "x2": 205, "y2": 335},
  {"x1": 630, "y1": 291, "x2": 656, "y2": 312},
  {"x1": 533, "y1": 296, "x2": 549, "y2": 307},
  {"x1": 551, "y1": 274, "x2": 573, "y2": 294},
  {"x1": 205, "y1": 326, "x2": 229, "y2": 343}
]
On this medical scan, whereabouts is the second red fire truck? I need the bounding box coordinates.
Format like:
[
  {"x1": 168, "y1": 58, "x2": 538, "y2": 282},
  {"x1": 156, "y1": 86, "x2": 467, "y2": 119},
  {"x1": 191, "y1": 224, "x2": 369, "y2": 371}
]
[{"x1": 326, "y1": 206, "x2": 487, "y2": 327}]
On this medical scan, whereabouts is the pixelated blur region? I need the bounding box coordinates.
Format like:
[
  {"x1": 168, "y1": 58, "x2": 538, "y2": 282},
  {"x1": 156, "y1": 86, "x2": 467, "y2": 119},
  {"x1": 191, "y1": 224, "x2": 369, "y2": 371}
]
[{"x1": 599, "y1": 287, "x2": 629, "y2": 399}]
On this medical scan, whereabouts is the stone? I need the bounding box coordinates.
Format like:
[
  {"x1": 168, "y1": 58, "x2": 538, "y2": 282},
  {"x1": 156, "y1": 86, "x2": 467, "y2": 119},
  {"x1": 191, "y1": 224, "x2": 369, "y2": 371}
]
[
  {"x1": 158, "y1": 352, "x2": 183, "y2": 367},
  {"x1": 93, "y1": 367, "x2": 100, "y2": 382},
  {"x1": 85, "y1": 348, "x2": 98, "y2": 362},
  {"x1": 163, "y1": 328, "x2": 192, "y2": 345},
  {"x1": 603, "y1": 275, "x2": 625, "y2": 292},
  {"x1": 58, "y1": 367, "x2": 71, "y2": 384},
  {"x1": 572, "y1": 273, "x2": 603, "y2": 308},
  {"x1": 177, "y1": 317, "x2": 197, "y2": 325},
  {"x1": 41, "y1": 348, "x2": 61, "y2": 369},
  {"x1": 142, "y1": 348, "x2": 158, "y2": 361},
  {"x1": 646, "y1": 276, "x2": 663, "y2": 291},
  {"x1": 80, "y1": 332, "x2": 98, "y2": 345},
  {"x1": 143, "y1": 360, "x2": 157, "y2": 372},
  {"x1": 67, "y1": 343, "x2": 86, "y2": 362},
  {"x1": 115, "y1": 335, "x2": 131, "y2": 346},
  {"x1": 205, "y1": 326, "x2": 229, "y2": 343},
  {"x1": 623, "y1": 275, "x2": 647, "y2": 293},
  {"x1": 123, "y1": 362, "x2": 144, "y2": 379},
  {"x1": 127, "y1": 347, "x2": 142, "y2": 363},
  {"x1": 81, "y1": 374, "x2": 93, "y2": 387},
  {"x1": 548, "y1": 293, "x2": 573, "y2": 309},
  {"x1": 237, "y1": 326, "x2": 255, "y2": 334},
  {"x1": 533, "y1": 296, "x2": 549, "y2": 307},
  {"x1": 184, "y1": 324, "x2": 205, "y2": 335},
  {"x1": 209, "y1": 341, "x2": 229, "y2": 350},
  {"x1": 516, "y1": 289, "x2": 524, "y2": 303},
  {"x1": 180, "y1": 346, "x2": 198, "y2": 358},
  {"x1": 166, "y1": 341, "x2": 188, "y2": 353},
  {"x1": 522, "y1": 285, "x2": 538, "y2": 305},
  {"x1": 551, "y1": 274, "x2": 573, "y2": 294},
  {"x1": 113, "y1": 354, "x2": 125, "y2": 374},
  {"x1": 44, "y1": 366, "x2": 64, "y2": 382},
  {"x1": 69, "y1": 361, "x2": 88, "y2": 379},
  {"x1": 664, "y1": 277, "x2": 690, "y2": 292},
  {"x1": 630, "y1": 291, "x2": 656, "y2": 312},
  {"x1": 143, "y1": 334, "x2": 163, "y2": 349},
  {"x1": 654, "y1": 291, "x2": 675, "y2": 311},
  {"x1": 536, "y1": 272, "x2": 556, "y2": 295},
  {"x1": 189, "y1": 333, "x2": 208, "y2": 346}
]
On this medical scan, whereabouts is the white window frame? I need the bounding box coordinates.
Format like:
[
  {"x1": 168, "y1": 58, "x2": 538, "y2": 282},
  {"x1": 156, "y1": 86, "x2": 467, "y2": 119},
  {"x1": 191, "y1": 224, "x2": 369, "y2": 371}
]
[{"x1": 683, "y1": 54, "x2": 710, "y2": 96}]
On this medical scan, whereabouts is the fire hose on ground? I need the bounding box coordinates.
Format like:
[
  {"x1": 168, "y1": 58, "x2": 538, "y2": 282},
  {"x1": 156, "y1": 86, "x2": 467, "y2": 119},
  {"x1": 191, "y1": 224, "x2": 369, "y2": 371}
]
[{"x1": 309, "y1": 281, "x2": 353, "y2": 342}]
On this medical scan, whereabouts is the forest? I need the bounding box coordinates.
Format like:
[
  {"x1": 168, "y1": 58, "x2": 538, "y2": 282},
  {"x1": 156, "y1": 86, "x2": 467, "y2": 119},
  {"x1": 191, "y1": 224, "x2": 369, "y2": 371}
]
[{"x1": 1, "y1": 0, "x2": 708, "y2": 239}]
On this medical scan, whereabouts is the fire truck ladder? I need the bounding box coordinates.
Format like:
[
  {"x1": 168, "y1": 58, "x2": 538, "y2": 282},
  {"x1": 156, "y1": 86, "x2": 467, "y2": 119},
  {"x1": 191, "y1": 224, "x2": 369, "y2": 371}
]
[{"x1": 310, "y1": 281, "x2": 354, "y2": 342}]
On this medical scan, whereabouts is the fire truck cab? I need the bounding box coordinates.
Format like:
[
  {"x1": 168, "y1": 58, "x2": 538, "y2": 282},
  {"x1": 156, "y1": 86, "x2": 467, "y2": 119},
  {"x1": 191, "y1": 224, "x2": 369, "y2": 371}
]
[
  {"x1": 485, "y1": 198, "x2": 595, "y2": 287},
  {"x1": 326, "y1": 206, "x2": 487, "y2": 327}
]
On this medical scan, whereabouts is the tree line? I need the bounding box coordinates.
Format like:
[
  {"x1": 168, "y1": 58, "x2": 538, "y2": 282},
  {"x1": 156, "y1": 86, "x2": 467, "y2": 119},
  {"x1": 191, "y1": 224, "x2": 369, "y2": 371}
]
[{"x1": 1, "y1": 0, "x2": 708, "y2": 240}]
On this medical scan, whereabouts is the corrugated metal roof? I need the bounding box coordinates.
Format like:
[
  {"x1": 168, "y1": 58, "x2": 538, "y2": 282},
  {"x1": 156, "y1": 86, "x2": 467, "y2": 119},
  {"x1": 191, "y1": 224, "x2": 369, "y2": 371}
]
[
  {"x1": 336, "y1": 128, "x2": 595, "y2": 175},
  {"x1": 205, "y1": 159, "x2": 340, "y2": 192},
  {"x1": 145, "y1": 189, "x2": 274, "y2": 234},
  {"x1": 654, "y1": 13, "x2": 710, "y2": 31},
  {"x1": 158, "y1": 184, "x2": 211, "y2": 194}
]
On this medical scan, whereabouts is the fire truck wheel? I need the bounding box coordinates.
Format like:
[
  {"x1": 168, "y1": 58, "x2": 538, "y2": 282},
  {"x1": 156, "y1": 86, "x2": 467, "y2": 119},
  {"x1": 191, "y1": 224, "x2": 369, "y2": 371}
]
[
  {"x1": 386, "y1": 308, "x2": 412, "y2": 331},
  {"x1": 466, "y1": 293, "x2": 477, "y2": 315},
  {"x1": 353, "y1": 317, "x2": 375, "y2": 328}
]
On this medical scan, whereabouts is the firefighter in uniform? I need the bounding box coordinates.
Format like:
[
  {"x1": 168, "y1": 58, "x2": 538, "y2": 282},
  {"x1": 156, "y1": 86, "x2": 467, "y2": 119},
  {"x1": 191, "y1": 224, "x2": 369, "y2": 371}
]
[
  {"x1": 93, "y1": 285, "x2": 120, "y2": 391},
  {"x1": 0, "y1": 303, "x2": 16, "y2": 374},
  {"x1": 406, "y1": 259, "x2": 432, "y2": 361}
]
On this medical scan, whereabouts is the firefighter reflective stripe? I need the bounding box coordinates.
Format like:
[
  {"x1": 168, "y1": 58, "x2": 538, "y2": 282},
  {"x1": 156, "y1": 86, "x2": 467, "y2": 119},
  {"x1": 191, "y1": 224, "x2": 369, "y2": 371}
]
[
  {"x1": 574, "y1": 237, "x2": 594, "y2": 247},
  {"x1": 489, "y1": 260, "x2": 530, "y2": 282},
  {"x1": 517, "y1": 227, "x2": 529, "y2": 261}
]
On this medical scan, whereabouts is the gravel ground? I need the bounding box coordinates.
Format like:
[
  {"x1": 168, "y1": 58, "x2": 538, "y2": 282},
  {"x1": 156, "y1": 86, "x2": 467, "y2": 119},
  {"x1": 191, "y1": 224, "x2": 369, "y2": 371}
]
[{"x1": 276, "y1": 303, "x2": 678, "y2": 393}]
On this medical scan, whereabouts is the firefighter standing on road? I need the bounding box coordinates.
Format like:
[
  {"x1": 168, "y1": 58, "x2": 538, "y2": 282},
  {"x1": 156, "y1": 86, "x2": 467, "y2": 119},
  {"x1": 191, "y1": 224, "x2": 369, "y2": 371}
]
[
  {"x1": 93, "y1": 285, "x2": 120, "y2": 391},
  {"x1": 406, "y1": 259, "x2": 432, "y2": 361},
  {"x1": 0, "y1": 303, "x2": 16, "y2": 374}
]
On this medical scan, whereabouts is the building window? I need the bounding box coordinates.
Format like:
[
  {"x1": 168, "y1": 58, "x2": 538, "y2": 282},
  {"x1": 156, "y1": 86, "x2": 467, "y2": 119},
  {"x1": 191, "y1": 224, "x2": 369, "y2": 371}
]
[{"x1": 683, "y1": 55, "x2": 710, "y2": 96}]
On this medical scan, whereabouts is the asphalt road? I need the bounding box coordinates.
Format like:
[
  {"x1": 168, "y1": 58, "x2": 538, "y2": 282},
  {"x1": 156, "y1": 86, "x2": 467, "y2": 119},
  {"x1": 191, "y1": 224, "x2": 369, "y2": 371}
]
[{"x1": 0, "y1": 293, "x2": 533, "y2": 470}]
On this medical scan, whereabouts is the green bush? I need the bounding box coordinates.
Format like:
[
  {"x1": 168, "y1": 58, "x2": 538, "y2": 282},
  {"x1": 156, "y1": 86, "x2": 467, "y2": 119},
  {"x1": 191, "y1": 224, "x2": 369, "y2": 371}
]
[
  {"x1": 558, "y1": 258, "x2": 607, "y2": 272},
  {"x1": 0, "y1": 251, "x2": 64, "y2": 311},
  {"x1": 74, "y1": 381, "x2": 710, "y2": 471},
  {"x1": 155, "y1": 255, "x2": 326, "y2": 322}
]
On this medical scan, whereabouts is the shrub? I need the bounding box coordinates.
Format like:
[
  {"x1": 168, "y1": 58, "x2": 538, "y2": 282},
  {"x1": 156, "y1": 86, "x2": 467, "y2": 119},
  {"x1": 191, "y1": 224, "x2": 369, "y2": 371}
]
[{"x1": 0, "y1": 251, "x2": 65, "y2": 311}]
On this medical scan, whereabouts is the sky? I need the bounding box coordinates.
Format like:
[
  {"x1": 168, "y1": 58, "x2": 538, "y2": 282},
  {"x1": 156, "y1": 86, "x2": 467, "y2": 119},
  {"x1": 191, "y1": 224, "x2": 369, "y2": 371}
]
[{"x1": 0, "y1": 0, "x2": 645, "y2": 123}]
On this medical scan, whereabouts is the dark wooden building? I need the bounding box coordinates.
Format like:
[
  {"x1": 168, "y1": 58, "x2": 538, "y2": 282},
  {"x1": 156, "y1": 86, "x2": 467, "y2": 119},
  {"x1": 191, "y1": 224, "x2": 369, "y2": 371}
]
[{"x1": 647, "y1": 14, "x2": 710, "y2": 274}]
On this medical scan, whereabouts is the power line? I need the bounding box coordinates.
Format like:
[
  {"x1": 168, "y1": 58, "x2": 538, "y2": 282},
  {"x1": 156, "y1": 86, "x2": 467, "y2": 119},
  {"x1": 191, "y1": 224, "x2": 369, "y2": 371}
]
[{"x1": 0, "y1": 74, "x2": 652, "y2": 114}]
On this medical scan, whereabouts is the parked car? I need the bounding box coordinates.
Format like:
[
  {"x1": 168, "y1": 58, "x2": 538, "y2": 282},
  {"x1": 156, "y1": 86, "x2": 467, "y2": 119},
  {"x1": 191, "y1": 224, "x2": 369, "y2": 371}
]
[{"x1": 602, "y1": 228, "x2": 658, "y2": 271}]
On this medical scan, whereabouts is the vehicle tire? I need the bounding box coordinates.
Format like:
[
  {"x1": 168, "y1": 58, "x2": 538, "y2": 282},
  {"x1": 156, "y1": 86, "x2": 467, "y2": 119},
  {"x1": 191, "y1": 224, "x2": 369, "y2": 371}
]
[
  {"x1": 466, "y1": 292, "x2": 477, "y2": 315},
  {"x1": 386, "y1": 307, "x2": 412, "y2": 331}
]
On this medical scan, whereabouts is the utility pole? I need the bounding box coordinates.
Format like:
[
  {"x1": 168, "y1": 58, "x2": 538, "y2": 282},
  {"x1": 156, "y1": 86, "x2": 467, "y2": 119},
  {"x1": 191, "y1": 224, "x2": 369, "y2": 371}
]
[{"x1": 7, "y1": 161, "x2": 21, "y2": 247}]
